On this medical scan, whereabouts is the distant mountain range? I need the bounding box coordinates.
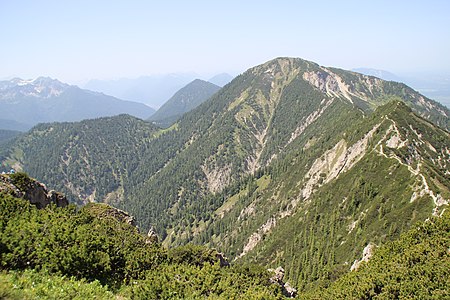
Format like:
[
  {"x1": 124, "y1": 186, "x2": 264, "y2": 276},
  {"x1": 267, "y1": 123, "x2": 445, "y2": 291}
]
[
  {"x1": 84, "y1": 73, "x2": 234, "y2": 108},
  {"x1": 351, "y1": 68, "x2": 401, "y2": 82},
  {"x1": 0, "y1": 119, "x2": 30, "y2": 132},
  {"x1": 208, "y1": 73, "x2": 234, "y2": 87},
  {"x1": 84, "y1": 73, "x2": 199, "y2": 108},
  {"x1": 0, "y1": 77, "x2": 155, "y2": 131},
  {"x1": 149, "y1": 79, "x2": 221, "y2": 127}
]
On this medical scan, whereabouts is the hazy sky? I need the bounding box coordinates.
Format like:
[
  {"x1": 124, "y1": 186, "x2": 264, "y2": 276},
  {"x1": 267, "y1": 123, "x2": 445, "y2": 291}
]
[{"x1": 1, "y1": 0, "x2": 449, "y2": 84}]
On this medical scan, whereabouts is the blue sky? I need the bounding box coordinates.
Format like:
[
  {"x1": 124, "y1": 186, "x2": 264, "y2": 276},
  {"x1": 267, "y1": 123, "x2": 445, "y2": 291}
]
[{"x1": 1, "y1": 0, "x2": 449, "y2": 83}]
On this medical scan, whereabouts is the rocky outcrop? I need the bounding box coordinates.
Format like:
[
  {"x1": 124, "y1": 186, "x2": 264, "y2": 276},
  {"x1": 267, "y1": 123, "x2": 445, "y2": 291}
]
[
  {"x1": 268, "y1": 267, "x2": 297, "y2": 298},
  {"x1": 351, "y1": 243, "x2": 376, "y2": 271},
  {"x1": 0, "y1": 174, "x2": 21, "y2": 195},
  {"x1": 201, "y1": 163, "x2": 232, "y2": 194},
  {"x1": 104, "y1": 207, "x2": 136, "y2": 226},
  {"x1": 0, "y1": 173, "x2": 68, "y2": 208},
  {"x1": 146, "y1": 225, "x2": 159, "y2": 244},
  {"x1": 46, "y1": 190, "x2": 68, "y2": 208}
]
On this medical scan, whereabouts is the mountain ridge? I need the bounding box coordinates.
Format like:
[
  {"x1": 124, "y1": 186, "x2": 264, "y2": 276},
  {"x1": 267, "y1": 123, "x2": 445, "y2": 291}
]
[
  {"x1": 1, "y1": 57, "x2": 448, "y2": 293},
  {"x1": 0, "y1": 77, "x2": 155, "y2": 130},
  {"x1": 208, "y1": 73, "x2": 234, "y2": 87},
  {"x1": 149, "y1": 79, "x2": 221, "y2": 128}
]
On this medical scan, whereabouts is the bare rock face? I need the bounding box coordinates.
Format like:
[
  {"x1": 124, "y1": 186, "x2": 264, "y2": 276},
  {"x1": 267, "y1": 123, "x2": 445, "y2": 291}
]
[
  {"x1": 268, "y1": 266, "x2": 297, "y2": 298},
  {"x1": 0, "y1": 173, "x2": 68, "y2": 208},
  {"x1": 23, "y1": 180, "x2": 52, "y2": 208},
  {"x1": 351, "y1": 243, "x2": 376, "y2": 271},
  {"x1": 146, "y1": 225, "x2": 159, "y2": 244},
  {"x1": 269, "y1": 266, "x2": 285, "y2": 283}
]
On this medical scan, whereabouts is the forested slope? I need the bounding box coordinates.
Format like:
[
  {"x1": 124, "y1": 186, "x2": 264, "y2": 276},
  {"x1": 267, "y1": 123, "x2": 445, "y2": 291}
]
[
  {"x1": 1, "y1": 57, "x2": 449, "y2": 293},
  {"x1": 2, "y1": 115, "x2": 159, "y2": 204},
  {"x1": 302, "y1": 210, "x2": 450, "y2": 299}
]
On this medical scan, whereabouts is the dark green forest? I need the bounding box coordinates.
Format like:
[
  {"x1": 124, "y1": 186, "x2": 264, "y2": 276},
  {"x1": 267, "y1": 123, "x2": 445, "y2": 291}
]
[{"x1": 0, "y1": 130, "x2": 21, "y2": 146}]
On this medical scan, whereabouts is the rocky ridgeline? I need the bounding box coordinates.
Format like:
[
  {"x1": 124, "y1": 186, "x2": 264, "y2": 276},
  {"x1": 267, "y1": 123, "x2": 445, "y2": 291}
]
[
  {"x1": 0, "y1": 172, "x2": 165, "y2": 244},
  {"x1": 0, "y1": 172, "x2": 68, "y2": 208}
]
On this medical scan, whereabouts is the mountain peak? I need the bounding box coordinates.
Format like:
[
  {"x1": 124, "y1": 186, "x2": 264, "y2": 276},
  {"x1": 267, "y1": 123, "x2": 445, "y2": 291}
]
[
  {"x1": 33, "y1": 76, "x2": 65, "y2": 85},
  {"x1": 191, "y1": 78, "x2": 209, "y2": 84},
  {"x1": 149, "y1": 79, "x2": 221, "y2": 127},
  {"x1": 9, "y1": 77, "x2": 33, "y2": 86},
  {"x1": 0, "y1": 76, "x2": 70, "y2": 99},
  {"x1": 208, "y1": 73, "x2": 234, "y2": 87},
  {"x1": 0, "y1": 76, "x2": 155, "y2": 130},
  {"x1": 250, "y1": 57, "x2": 318, "y2": 80},
  {"x1": 264, "y1": 56, "x2": 317, "y2": 67}
]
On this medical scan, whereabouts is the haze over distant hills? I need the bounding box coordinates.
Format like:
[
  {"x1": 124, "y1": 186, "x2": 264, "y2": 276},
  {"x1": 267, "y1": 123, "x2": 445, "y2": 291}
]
[
  {"x1": 149, "y1": 79, "x2": 221, "y2": 128},
  {"x1": 208, "y1": 73, "x2": 234, "y2": 87},
  {"x1": 84, "y1": 73, "x2": 235, "y2": 108},
  {"x1": 402, "y1": 73, "x2": 450, "y2": 109},
  {"x1": 0, "y1": 119, "x2": 30, "y2": 132},
  {"x1": 353, "y1": 68, "x2": 450, "y2": 108},
  {"x1": 351, "y1": 68, "x2": 401, "y2": 82},
  {"x1": 0, "y1": 77, "x2": 155, "y2": 131},
  {"x1": 84, "y1": 73, "x2": 199, "y2": 108}
]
